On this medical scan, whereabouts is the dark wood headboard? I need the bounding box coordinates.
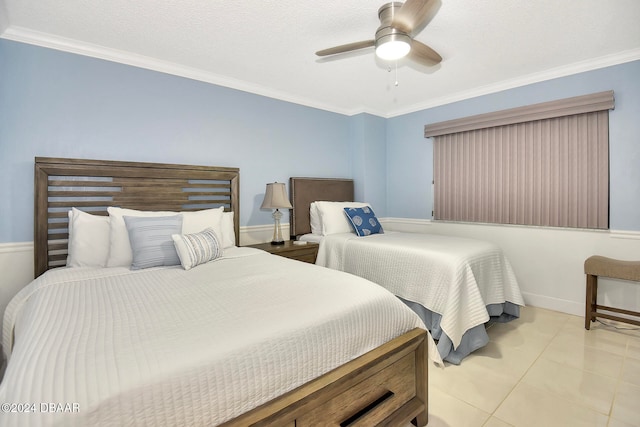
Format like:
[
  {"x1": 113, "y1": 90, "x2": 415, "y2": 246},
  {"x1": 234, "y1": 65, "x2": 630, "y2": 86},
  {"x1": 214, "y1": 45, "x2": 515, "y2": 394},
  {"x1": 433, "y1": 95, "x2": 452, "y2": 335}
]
[
  {"x1": 289, "y1": 177, "x2": 354, "y2": 237},
  {"x1": 34, "y1": 157, "x2": 240, "y2": 277}
]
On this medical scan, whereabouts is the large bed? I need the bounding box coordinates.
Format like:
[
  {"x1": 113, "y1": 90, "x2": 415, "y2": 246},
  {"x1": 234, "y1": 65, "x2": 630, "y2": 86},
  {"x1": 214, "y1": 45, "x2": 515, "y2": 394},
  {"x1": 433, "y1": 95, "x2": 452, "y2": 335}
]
[
  {"x1": 0, "y1": 158, "x2": 441, "y2": 427},
  {"x1": 289, "y1": 177, "x2": 524, "y2": 365}
]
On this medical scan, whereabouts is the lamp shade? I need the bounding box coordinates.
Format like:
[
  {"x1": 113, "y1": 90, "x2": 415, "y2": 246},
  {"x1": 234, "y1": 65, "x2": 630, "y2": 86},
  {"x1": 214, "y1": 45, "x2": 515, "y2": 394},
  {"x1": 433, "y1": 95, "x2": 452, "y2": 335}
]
[{"x1": 260, "y1": 182, "x2": 292, "y2": 210}]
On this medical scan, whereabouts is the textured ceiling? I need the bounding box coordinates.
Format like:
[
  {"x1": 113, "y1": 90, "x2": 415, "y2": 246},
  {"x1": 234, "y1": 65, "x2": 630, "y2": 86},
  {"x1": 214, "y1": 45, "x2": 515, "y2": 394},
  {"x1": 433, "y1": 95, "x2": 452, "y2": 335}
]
[{"x1": 1, "y1": 0, "x2": 639, "y2": 117}]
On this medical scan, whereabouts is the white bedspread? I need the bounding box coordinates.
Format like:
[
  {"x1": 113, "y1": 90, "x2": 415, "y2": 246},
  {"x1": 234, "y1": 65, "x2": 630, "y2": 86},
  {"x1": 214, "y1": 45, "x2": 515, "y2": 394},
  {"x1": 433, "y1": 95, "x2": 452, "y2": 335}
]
[
  {"x1": 316, "y1": 232, "x2": 524, "y2": 349},
  {"x1": 0, "y1": 247, "x2": 437, "y2": 427}
]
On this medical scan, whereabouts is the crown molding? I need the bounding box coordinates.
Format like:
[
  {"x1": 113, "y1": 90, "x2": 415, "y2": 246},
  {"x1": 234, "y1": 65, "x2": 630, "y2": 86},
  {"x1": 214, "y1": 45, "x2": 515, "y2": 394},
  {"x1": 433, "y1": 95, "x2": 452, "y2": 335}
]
[
  {"x1": 386, "y1": 48, "x2": 640, "y2": 118},
  {"x1": 2, "y1": 26, "x2": 639, "y2": 120},
  {"x1": 0, "y1": 26, "x2": 358, "y2": 117},
  {"x1": 0, "y1": 1, "x2": 8, "y2": 34}
]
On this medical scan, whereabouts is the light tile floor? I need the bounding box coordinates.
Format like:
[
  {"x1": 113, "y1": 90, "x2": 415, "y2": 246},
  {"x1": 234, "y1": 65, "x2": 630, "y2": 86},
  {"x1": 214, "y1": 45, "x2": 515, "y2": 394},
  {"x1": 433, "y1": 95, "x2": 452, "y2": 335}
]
[{"x1": 415, "y1": 306, "x2": 640, "y2": 427}]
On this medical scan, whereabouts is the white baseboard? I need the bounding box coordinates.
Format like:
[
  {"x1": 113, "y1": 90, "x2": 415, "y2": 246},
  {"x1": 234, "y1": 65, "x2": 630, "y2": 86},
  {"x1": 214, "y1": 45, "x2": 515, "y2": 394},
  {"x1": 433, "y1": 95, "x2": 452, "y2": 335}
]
[
  {"x1": 380, "y1": 217, "x2": 433, "y2": 233},
  {"x1": 0, "y1": 241, "x2": 33, "y2": 254},
  {"x1": 238, "y1": 223, "x2": 291, "y2": 246},
  {"x1": 0, "y1": 241, "x2": 33, "y2": 283},
  {"x1": 520, "y1": 292, "x2": 584, "y2": 317},
  {"x1": 0, "y1": 242, "x2": 34, "y2": 345}
]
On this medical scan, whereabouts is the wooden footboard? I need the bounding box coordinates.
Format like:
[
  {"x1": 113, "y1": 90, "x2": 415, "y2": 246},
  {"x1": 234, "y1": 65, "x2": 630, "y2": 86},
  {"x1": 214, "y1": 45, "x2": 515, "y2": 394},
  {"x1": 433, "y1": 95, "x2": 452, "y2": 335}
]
[{"x1": 221, "y1": 328, "x2": 428, "y2": 427}]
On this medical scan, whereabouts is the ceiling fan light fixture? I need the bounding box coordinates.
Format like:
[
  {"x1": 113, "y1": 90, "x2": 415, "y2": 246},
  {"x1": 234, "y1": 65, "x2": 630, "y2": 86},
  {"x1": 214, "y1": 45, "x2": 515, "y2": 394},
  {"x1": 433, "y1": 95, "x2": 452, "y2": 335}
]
[
  {"x1": 315, "y1": 1, "x2": 442, "y2": 67},
  {"x1": 375, "y1": 33, "x2": 411, "y2": 60}
]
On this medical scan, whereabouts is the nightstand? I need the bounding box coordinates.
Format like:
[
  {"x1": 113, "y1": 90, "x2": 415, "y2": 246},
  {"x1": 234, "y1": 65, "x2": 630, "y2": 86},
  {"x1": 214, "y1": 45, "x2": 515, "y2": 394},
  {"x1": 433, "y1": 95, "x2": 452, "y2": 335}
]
[{"x1": 245, "y1": 241, "x2": 319, "y2": 264}]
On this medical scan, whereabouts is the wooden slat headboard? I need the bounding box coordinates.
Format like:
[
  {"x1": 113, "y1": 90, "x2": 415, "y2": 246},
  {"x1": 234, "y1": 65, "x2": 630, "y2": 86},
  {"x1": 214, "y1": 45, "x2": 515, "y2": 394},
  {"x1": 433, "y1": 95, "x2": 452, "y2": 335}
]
[
  {"x1": 289, "y1": 177, "x2": 354, "y2": 237},
  {"x1": 34, "y1": 157, "x2": 240, "y2": 277}
]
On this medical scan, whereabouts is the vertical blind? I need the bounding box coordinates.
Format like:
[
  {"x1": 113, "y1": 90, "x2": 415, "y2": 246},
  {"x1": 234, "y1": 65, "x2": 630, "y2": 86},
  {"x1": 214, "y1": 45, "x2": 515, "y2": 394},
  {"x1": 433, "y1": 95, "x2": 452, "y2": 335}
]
[{"x1": 426, "y1": 91, "x2": 613, "y2": 230}]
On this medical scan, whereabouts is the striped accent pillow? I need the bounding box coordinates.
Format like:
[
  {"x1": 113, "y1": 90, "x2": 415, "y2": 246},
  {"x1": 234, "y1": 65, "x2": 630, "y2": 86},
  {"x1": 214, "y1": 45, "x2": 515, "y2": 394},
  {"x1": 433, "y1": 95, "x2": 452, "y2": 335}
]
[
  {"x1": 123, "y1": 215, "x2": 183, "y2": 270},
  {"x1": 172, "y1": 228, "x2": 223, "y2": 270}
]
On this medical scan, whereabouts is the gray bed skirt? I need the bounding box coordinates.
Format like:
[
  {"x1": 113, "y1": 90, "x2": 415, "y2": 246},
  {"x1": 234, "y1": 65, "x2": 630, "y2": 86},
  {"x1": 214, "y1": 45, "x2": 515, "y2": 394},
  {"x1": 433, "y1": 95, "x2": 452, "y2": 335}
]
[{"x1": 398, "y1": 297, "x2": 521, "y2": 365}]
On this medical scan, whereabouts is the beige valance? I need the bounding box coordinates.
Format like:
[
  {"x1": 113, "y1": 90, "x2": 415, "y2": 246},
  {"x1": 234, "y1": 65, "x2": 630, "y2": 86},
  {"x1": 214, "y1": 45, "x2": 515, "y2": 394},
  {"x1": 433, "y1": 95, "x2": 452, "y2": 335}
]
[{"x1": 424, "y1": 90, "x2": 614, "y2": 138}]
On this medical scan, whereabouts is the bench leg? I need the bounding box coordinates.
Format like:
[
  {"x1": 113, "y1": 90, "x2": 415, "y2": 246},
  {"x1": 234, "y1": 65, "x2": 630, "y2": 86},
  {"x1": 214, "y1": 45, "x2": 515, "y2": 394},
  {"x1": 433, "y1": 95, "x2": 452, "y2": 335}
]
[{"x1": 585, "y1": 274, "x2": 598, "y2": 330}]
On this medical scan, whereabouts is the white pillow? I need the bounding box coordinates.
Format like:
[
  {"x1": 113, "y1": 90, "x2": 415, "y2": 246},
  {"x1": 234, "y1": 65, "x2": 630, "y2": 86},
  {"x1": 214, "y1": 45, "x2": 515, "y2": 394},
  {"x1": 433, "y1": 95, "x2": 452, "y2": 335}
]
[
  {"x1": 221, "y1": 211, "x2": 236, "y2": 248},
  {"x1": 181, "y1": 207, "x2": 225, "y2": 235},
  {"x1": 313, "y1": 201, "x2": 372, "y2": 235},
  {"x1": 172, "y1": 228, "x2": 223, "y2": 270},
  {"x1": 106, "y1": 206, "x2": 226, "y2": 267},
  {"x1": 67, "y1": 208, "x2": 110, "y2": 267},
  {"x1": 310, "y1": 203, "x2": 322, "y2": 235}
]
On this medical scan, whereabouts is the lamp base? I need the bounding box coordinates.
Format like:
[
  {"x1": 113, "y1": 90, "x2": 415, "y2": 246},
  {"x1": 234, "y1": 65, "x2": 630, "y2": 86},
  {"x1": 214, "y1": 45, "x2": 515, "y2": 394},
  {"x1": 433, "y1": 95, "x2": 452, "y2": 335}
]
[{"x1": 270, "y1": 209, "x2": 286, "y2": 246}]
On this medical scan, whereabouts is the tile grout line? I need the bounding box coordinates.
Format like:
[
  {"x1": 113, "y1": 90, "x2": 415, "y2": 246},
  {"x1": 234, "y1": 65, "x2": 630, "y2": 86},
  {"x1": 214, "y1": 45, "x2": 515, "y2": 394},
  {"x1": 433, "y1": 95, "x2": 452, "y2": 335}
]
[
  {"x1": 435, "y1": 308, "x2": 640, "y2": 426},
  {"x1": 607, "y1": 334, "x2": 632, "y2": 423},
  {"x1": 486, "y1": 312, "x2": 571, "y2": 423},
  {"x1": 539, "y1": 316, "x2": 634, "y2": 423}
]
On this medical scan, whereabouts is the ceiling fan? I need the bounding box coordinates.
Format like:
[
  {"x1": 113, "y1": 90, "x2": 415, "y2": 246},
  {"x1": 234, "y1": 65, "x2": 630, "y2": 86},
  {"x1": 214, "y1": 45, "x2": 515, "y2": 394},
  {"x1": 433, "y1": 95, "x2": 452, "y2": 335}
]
[{"x1": 315, "y1": 0, "x2": 442, "y2": 67}]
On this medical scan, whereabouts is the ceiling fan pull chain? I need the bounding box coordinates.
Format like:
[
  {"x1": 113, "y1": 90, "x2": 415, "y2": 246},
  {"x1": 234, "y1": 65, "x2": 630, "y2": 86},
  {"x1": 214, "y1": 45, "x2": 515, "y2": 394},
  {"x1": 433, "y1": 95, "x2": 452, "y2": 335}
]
[
  {"x1": 395, "y1": 61, "x2": 399, "y2": 87},
  {"x1": 386, "y1": 64, "x2": 399, "y2": 87}
]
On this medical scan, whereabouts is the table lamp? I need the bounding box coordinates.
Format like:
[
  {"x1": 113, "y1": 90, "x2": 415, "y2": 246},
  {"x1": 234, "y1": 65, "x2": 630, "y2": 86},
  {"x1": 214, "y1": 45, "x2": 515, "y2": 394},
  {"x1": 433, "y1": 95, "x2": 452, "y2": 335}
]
[{"x1": 260, "y1": 182, "x2": 292, "y2": 245}]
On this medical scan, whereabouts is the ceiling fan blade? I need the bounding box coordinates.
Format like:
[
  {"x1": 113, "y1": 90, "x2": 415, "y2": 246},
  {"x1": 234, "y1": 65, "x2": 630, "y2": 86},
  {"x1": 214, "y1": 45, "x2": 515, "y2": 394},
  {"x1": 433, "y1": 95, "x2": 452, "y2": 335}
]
[
  {"x1": 408, "y1": 40, "x2": 442, "y2": 66},
  {"x1": 392, "y1": 0, "x2": 438, "y2": 34},
  {"x1": 315, "y1": 40, "x2": 375, "y2": 57}
]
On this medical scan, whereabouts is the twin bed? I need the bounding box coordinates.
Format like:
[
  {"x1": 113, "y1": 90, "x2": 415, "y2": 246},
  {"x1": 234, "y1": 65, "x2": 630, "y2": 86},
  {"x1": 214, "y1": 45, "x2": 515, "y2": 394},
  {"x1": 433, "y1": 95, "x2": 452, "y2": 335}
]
[
  {"x1": 0, "y1": 158, "x2": 439, "y2": 426},
  {"x1": 289, "y1": 177, "x2": 524, "y2": 365}
]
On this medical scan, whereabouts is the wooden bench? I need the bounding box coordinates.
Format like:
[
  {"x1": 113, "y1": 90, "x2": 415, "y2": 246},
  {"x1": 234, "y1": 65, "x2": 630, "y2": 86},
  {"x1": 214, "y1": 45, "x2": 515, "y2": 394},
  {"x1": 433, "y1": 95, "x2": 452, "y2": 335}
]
[{"x1": 584, "y1": 255, "x2": 640, "y2": 330}]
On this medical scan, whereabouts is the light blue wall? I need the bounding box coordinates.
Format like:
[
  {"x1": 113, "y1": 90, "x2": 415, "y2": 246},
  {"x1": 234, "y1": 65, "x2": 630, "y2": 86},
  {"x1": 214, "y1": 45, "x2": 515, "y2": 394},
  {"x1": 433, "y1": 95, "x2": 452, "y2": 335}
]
[
  {"x1": 386, "y1": 60, "x2": 640, "y2": 231},
  {"x1": 0, "y1": 39, "x2": 354, "y2": 243},
  {"x1": 2, "y1": 38, "x2": 638, "y2": 244},
  {"x1": 349, "y1": 113, "x2": 387, "y2": 216}
]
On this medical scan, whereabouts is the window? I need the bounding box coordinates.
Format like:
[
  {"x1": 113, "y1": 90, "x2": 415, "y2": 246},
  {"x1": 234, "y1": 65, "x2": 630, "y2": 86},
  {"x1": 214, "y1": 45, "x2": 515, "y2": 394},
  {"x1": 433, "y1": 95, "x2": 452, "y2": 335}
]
[{"x1": 425, "y1": 91, "x2": 614, "y2": 229}]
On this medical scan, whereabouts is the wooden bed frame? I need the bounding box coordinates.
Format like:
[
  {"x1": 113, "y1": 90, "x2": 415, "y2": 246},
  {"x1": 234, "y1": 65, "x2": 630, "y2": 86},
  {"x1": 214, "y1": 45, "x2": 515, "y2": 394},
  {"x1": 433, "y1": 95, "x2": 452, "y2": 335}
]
[
  {"x1": 33, "y1": 158, "x2": 429, "y2": 426},
  {"x1": 34, "y1": 157, "x2": 240, "y2": 277}
]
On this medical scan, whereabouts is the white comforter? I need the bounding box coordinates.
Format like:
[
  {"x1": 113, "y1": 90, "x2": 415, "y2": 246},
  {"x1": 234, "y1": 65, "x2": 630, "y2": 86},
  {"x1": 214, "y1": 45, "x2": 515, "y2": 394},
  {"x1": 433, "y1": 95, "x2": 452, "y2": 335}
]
[
  {"x1": 0, "y1": 247, "x2": 437, "y2": 427},
  {"x1": 316, "y1": 232, "x2": 524, "y2": 349}
]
